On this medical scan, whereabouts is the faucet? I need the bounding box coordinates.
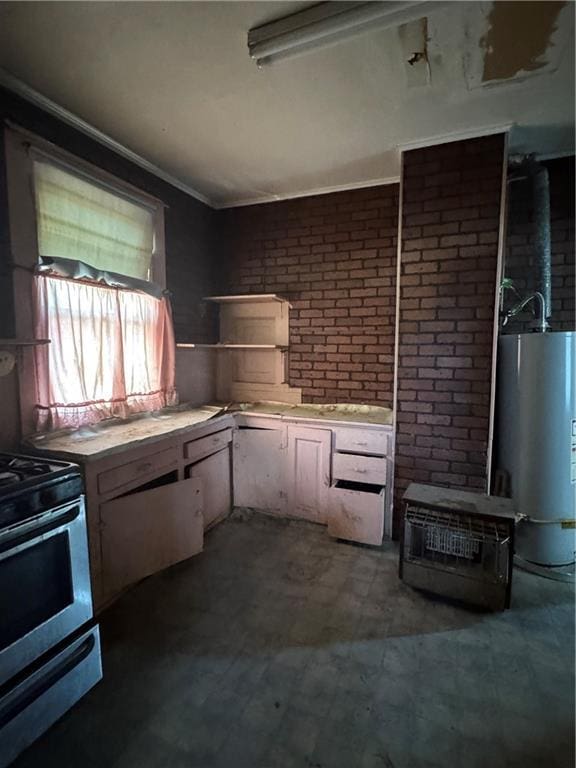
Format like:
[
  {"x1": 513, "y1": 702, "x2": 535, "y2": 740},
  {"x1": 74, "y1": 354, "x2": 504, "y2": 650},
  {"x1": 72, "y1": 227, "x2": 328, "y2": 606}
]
[{"x1": 502, "y1": 291, "x2": 549, "y2": 333}]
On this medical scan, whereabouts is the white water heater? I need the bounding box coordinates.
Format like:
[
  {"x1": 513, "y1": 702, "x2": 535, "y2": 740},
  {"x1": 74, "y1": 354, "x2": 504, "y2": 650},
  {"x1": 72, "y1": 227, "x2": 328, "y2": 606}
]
[{"x1": 496, "y1": 331, "x2": 576, "y2": 566}]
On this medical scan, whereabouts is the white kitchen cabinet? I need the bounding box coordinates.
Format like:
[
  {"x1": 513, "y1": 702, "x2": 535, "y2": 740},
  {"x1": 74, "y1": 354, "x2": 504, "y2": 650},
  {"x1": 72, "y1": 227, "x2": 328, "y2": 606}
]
[
  {"x1": 100, "y1": 477, "x2": 204, "y2": 600},
  {"x1": 328, "y1": 423, "x2": 391, "y2": 546},
  {"x1": 332, "y1": 452, "x2": 387, "y2": 486},
  {"x1": 286, "y1": 425, "x2": 331, "y2": 522},
  {"x1": 328, "y1": 481, "x2": 386, "y2": 546},
  {"x1": 187, "y1": 447, "x2": 231, "y2": 529},
  {"x1": 205, "y1": 294, "x2": 302, "y2": 404},
  {"x1": 233, "y1": 425, "x2": 286, "y2": 515}
]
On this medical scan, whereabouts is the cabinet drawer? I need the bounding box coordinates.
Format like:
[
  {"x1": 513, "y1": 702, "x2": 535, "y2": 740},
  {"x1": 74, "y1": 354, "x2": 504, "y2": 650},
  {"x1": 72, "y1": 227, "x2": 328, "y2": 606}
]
[
  {"x1": 332, "y1": 452, "x2": 387, "y2": 485},
  {"x1": 97, "y1": 446, "x2": 178, "y2": 495},
  {"x1": 327, "y1": 481, "x2": 385, "y2": 546},
  {"x1": 184, "y1": 428, "x2": 233, "y2": 463},
  {"x1": 334, "y1": 427, "x2": 388, "y2": 456}
]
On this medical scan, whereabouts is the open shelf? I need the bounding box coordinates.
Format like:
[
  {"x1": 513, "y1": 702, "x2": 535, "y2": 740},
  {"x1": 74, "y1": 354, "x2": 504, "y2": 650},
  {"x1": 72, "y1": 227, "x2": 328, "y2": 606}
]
[
  {"x1": 203, "y1": 294, "x2": 287, "y2": 304},
  {"x1": 0, "y1": 339, "x2": 50, "y2": 347},
  {"x1": 176, "y1": 343, "x2": 287, "y2": 350}
]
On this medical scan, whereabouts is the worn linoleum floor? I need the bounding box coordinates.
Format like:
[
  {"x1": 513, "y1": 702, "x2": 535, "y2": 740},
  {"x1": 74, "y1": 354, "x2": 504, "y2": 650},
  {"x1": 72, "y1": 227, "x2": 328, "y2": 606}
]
[{"x1": 14, "y1": 510, "x2": 575, "y2": 768}]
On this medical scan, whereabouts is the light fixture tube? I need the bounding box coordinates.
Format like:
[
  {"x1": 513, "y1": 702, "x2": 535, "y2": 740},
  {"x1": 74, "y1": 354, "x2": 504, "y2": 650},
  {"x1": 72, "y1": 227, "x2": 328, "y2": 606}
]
[{"x1": 248, "y1": 1, "x2": 448, "y2": 65}]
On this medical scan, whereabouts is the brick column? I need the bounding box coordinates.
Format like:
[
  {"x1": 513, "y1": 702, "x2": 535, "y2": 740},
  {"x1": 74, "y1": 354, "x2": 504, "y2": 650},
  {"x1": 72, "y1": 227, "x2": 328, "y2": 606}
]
[{"x1": 394, "y1": 135, "x2": 506, "y2": 534}]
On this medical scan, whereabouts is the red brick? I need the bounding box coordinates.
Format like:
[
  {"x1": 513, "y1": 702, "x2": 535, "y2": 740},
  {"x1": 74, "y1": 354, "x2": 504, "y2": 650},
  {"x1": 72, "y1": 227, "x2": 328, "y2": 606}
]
[{"x1": 394, "y1": 133, "x2": 505, "y2": 535}]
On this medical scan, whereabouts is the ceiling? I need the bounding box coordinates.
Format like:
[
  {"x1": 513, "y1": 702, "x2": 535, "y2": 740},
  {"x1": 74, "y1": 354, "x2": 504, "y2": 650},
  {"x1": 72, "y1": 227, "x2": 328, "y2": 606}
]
[{"x1": 0, "y1": 1, "x2": 574, "y2": 208}]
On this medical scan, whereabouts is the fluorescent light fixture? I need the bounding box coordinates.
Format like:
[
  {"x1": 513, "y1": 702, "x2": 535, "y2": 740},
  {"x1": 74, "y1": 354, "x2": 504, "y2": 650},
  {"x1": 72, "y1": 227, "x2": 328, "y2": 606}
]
[{"x1": 248, "y1": 1, "x2": 448, "y2": 66}]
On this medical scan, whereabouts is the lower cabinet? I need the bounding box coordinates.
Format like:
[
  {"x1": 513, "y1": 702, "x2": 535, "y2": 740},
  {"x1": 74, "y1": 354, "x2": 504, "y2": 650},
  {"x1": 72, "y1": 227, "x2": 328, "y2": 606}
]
[
  {"x1": 86, "y1": 414, "x2": 391, "y2": 611},
  {"x1": 232, "y1": 417, "x2": 391, "y2": 539},
  {"x1": 233, "y1": 422, "x2": 332, "y2": 523},
  {"x1": 327, "y1": 480, "x2": 385, "y2": 546},
  {"x1": 233, "y1": 425, "x2": 286, "y2": 514},
  {"x1": 286, "y1": 426, "x2": 331, "y2": 522},
  {"x1": 99, "y1": 476, "x2": 204, "y2": 600},
  {"x1": 186, "y1": 447, "x2": 232, "y2": 529}
]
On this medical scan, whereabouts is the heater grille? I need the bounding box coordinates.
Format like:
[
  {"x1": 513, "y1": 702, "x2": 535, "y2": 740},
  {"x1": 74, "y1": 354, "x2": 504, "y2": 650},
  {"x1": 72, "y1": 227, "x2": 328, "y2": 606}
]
[{"x1": 399, "y1": 486, "x2": 515, "y2": 610}]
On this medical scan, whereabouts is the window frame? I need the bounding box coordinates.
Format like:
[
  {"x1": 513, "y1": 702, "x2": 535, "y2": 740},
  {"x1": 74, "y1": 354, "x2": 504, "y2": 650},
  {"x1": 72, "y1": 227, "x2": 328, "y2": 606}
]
[{"x1": 4, "y1": 124, "x2": 167, "y2": 437}]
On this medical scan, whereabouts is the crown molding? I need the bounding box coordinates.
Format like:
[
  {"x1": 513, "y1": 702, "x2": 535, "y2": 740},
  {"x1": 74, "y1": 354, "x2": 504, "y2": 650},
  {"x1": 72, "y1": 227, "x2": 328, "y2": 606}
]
[
  {"x1": 398, "y1": 122, "x2": 514, "y2": 153},
  {"x1": 0, "y1": 68, "x2": 213, "y2": 207},
  {"x1": 215, "y1": 174, "x2": 401, "y2": 209}
]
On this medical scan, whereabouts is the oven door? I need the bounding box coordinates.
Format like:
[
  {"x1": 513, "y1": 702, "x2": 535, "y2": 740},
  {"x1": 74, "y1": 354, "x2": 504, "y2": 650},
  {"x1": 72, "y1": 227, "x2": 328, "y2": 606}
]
[{"x1": 0, "y1": 496, "x2": 93, "y2": 686}]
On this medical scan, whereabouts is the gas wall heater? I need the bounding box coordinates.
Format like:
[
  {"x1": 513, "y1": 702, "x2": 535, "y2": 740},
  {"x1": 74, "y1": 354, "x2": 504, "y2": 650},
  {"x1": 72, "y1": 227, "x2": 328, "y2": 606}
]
[{"x1": 399, "y1": 483, "x2": 516, "y2": 611}]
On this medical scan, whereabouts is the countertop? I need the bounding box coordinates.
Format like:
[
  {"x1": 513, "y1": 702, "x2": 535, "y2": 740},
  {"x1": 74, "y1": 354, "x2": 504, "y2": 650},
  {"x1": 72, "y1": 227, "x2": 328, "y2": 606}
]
[
  {"x1": 230, "y1": 402, "x2": 394, "y2": 425},
  {"x1": 26, "y1": 401, "x2": 394, "y2": 463},
  {"x1": 26, "y1": 405, "x2": 227, "y2": 462}
]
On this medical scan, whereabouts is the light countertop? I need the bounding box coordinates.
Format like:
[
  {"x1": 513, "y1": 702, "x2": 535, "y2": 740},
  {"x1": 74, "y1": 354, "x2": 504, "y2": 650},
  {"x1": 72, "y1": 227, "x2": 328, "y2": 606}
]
[
  {"x1": 26, "y1": 405, "x2": 227, "y2": 462},
  {"x1": 26, "y1": 401, "x2": 394, "y2": 463},
  {"x1": 230, "y1": 402, "x2": 394, "y2": 425}
]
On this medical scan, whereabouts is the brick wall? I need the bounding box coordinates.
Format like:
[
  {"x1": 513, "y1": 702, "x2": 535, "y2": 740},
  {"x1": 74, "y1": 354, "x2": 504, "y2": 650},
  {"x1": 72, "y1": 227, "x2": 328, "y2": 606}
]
[
  {"x1": 504, "y1": 156, "x2": 575, "y2": 333},
  {"x1": 219, "y1": 185, "x2": 399, "y2": 406},
  {"x1": 394, "y1": 135, "x2": 505, "y2": 531}
]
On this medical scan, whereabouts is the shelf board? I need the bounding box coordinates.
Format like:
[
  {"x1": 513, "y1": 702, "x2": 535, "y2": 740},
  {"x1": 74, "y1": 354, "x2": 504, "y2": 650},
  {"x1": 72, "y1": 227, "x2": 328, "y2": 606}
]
[
  {"x1": 177, "y1": 343, "x2": 286, "y2": 350},
  {"x1": 203, "y1": 294, "x2": 286, "y2": 304},
  {"x1": 0, "y1": 339, "x2": 50, "y2": 347}
]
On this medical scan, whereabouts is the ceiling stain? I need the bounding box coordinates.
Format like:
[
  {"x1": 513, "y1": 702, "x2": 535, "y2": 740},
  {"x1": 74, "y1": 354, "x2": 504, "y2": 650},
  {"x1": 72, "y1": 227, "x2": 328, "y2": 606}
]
[{"x1": 481, "y1": 1, "x2": 566, "y2": 83}]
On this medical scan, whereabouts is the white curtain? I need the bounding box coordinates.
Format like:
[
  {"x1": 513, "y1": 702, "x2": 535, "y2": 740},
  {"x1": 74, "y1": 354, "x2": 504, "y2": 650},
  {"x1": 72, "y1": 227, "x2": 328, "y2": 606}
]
[
  {"x1": 34, "y1": 160, "x2": 155, "y2": 281},
  {"x1": 33, "y1": 274, "x2": 177, "y2": 431}
]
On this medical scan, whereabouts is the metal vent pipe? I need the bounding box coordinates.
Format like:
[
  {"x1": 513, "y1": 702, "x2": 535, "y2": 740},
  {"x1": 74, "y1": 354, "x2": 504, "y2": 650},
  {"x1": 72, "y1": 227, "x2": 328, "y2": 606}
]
[
  {"x1": 531, "y1": 162, "x2": 552, "y2": 321},
  {"x1": 507, "y1": 155, "x2": 552, "y2": 329}
]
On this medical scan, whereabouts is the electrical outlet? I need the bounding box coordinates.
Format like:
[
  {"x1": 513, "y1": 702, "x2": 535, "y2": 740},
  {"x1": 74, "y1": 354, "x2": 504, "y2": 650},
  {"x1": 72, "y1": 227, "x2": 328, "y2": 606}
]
[{"x1": 0, "y1": 351, "x2": 16, "y2": 377}]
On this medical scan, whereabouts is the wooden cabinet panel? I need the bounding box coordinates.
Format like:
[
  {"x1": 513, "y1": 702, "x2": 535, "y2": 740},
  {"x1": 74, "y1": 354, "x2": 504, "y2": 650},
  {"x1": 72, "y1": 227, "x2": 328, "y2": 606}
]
[
  {"x1": 332, "y1": 452, "x2": 387, "y2": 485},
  {"x1": 327, "y1": 482, "x2": 385, "y2": 546},
  {"x1": 187, "y1": 448, "x2": 231, "y2": 529},
  {"x1": 231, "y1": 349, "x2": 285, "y2": 384},
  {"x1": 183, "y1": 428, "x2": 233, "y2": 462},
  {"x1": 233, "y1": 427, "x2": 286, "y2": 514},
  {"x1": 334, "y1": 427, "x2": 388, "y2": 456},
  {"x1": 100, "y1": 477, "x2": 203, "y2": 599},
  {"x1": 97, "y1": 446, "x2": 178, "y2": 495},
  {"x1": 219, "y1": 300, "x2": 289, "y2": 346},
  {"x1": 286, "y1": 426, "x2": 331, "y2": 522}
]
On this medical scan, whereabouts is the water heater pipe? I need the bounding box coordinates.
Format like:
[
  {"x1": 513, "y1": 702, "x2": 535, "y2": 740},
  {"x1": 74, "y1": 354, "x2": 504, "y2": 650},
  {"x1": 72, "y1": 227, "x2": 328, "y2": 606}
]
[
  {"x1": 531, "y1": 162, "x2": 552, "y2": 321},
  {"x1": 505, "y1": 155, "x2": 552, "y2": 330}
]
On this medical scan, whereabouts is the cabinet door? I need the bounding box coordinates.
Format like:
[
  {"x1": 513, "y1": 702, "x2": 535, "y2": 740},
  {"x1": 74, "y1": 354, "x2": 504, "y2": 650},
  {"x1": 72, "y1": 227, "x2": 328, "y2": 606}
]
[
  {"x1": 100, "y1": 477, "x2": 203, "y2": 599},
  {"x1": 187, "y1": 448, "x2": 231, "y2": 529},
  {"x1": 233, "y1": 427, "x2": 286, "y2": 514},
  {"x1": 286, "y1": 426, "x2": 331, "y2": 522}
]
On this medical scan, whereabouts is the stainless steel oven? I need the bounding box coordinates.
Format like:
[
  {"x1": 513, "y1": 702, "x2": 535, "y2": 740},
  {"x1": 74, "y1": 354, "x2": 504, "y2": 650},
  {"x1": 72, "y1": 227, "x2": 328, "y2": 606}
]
[
  {"x1": 0, "y1": 453, "x2": 102, "y2": 767},
  {"x1": 0, "y1": 625, "x2": 102, "y2": 768},
  {"x1": 0, "y1": 496, "x2": 93, "y2": 686}
]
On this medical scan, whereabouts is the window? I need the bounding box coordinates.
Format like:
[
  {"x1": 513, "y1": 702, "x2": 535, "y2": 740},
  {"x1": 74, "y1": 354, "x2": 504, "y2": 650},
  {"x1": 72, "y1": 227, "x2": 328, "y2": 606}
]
[
  {"x1": 34, "y1": 160, "x2": 155, "y2": 281},
  {"x1": 30, "y1": 157, "x2": 176, "y2": 431}
]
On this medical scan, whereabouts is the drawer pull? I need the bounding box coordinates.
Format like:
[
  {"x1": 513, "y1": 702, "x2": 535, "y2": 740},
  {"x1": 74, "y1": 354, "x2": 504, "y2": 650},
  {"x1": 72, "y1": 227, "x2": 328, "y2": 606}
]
[
  {"x1": 137, "y1": 462, "x2": 153, "y2": 473},
  {"x1": 354, "y1": 441, "x2": 368, "y2": 447},
  {"x1": 354, "y1": 468, "x2": 367, "y2": 474}
]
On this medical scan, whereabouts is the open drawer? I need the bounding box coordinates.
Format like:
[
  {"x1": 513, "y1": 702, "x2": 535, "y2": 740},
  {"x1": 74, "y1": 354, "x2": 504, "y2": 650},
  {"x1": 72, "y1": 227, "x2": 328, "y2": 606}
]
[
  {"x1": 332, "y1": 452, "x2": 387, "y2": 485},
  {"x1": 334, "y1": 427, "x2": 388, "y2": 456},
  {"x1": 327, "y1": 480, "x2": 385, "y2": 546}
]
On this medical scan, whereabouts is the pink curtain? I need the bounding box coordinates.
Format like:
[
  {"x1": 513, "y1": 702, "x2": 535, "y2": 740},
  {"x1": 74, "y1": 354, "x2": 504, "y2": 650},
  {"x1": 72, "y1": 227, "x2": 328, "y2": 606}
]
[{"x1": 33, "y1": 274, "x2": 176, "y2": 431}]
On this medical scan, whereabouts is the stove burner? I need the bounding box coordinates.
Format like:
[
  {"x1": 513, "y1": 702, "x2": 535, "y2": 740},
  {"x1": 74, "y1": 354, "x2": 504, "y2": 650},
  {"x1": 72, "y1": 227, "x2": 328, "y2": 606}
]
[{"x1": 0, "y1": 457, "x2": 53, "y2": 485}]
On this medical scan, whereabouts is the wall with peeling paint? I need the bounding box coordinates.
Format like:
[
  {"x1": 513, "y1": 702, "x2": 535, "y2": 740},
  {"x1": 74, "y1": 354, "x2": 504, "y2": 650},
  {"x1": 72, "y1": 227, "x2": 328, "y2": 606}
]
[{"x1": 481, "y1": 1, "x2": 566, "y2": 83}]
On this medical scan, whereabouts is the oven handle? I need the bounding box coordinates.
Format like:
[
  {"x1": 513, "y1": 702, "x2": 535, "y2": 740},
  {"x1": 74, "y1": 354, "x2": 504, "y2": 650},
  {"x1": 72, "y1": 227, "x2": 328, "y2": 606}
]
[
  {"x1": 0, "y1": 501, "x2": 82, "y2": 555},
  {"x1": 0, "y1": 632, "x2": 96, "y2": 728}
]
